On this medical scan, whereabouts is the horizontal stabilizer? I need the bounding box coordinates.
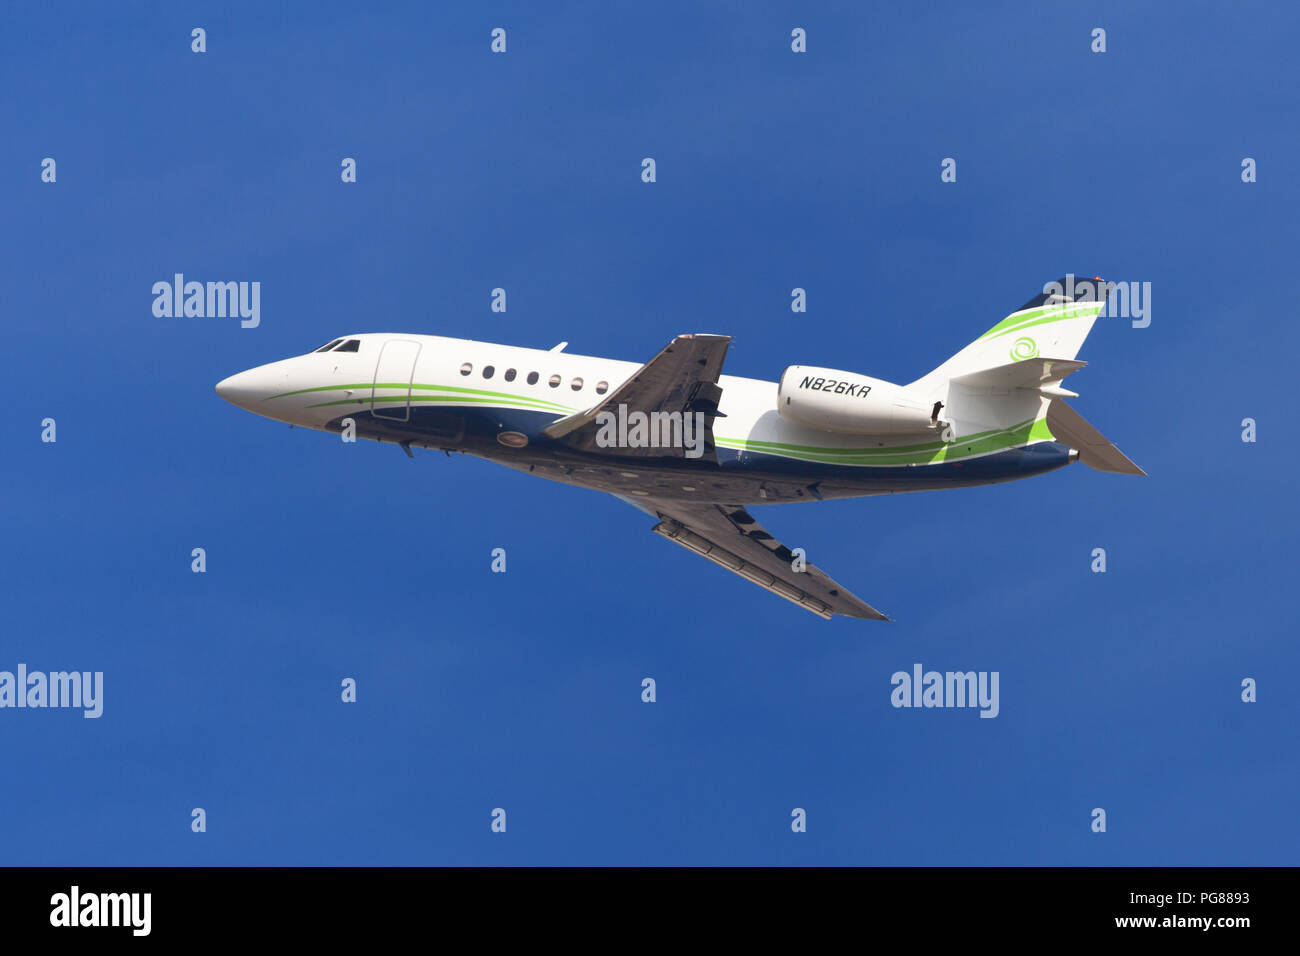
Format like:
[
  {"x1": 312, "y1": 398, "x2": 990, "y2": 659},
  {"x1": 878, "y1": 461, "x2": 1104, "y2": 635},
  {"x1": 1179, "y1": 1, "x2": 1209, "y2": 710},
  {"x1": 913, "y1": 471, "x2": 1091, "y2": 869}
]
[
  {"x1": 1046, "y1": 401, "x2": 1146, "y2": 476},
  {"x1": 950, "y1": 357, "x2": 1086, "y2": 390}
]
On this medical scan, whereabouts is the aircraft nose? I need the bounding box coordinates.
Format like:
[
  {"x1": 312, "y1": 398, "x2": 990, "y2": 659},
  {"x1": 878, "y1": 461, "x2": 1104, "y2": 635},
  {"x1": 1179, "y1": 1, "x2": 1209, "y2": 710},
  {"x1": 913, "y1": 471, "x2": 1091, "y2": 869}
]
[
  {"x1": 216, "y1": 370, "x2": 254, "y2": 407},
  {"x1": 216, "y1": 367, "x2": 283, "y2": 411}
]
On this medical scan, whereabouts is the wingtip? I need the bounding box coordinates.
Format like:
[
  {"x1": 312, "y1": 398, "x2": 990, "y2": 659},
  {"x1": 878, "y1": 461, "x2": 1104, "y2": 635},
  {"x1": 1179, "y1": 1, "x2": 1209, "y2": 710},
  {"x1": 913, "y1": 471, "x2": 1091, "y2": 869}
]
[{"x1": 854, "y1": 608, "x2": 892, "y2": 622}]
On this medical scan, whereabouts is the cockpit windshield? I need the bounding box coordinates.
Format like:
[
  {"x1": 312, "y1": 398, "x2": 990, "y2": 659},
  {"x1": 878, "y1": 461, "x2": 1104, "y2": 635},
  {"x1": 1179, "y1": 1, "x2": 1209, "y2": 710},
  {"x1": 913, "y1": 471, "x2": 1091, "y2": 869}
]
[{"x1": 312, "y1": 338, "x2": 361, "y2": 353}]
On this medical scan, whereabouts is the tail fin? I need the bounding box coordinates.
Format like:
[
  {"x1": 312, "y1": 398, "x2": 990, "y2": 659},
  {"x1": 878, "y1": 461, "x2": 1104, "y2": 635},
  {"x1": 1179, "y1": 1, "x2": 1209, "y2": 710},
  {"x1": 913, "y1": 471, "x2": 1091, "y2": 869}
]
[
  {"x1": 908, "y1": 275, "x2": 1110, "y2": 396},
  {"x1": 905, "y1": 276, "x2": 1144, "y2": 476}
]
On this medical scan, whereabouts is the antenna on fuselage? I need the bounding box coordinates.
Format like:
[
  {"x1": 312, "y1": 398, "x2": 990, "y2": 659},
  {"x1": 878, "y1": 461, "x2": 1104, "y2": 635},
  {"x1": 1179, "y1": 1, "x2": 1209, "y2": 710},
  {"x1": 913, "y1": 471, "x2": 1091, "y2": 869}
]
[{"x1": 550, "y1": 342, "x2": 568, "y2": 352}]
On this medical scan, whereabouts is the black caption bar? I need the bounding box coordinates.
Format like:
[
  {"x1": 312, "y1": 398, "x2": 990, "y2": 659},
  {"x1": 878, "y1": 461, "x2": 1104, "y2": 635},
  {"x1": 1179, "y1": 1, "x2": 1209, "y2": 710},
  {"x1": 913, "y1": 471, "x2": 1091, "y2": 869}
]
[{"x1": 0, "y1": 866, "x2": 1283, "y2": 942}]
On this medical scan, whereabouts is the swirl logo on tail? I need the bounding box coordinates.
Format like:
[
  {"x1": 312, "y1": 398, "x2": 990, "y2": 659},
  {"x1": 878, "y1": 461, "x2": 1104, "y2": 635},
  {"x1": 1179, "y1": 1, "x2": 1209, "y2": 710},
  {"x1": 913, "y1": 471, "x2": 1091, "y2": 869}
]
[{"x1": 1010, "y1": 337, "x2": 1039, "y2": 361}]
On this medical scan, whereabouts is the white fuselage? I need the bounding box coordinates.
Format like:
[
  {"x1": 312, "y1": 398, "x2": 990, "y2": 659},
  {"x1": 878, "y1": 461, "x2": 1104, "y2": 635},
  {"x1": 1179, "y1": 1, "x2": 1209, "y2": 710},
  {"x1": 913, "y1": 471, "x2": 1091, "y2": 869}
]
[{"x1": 216, "y1": 332, "x2": 1073, "y2": 505}]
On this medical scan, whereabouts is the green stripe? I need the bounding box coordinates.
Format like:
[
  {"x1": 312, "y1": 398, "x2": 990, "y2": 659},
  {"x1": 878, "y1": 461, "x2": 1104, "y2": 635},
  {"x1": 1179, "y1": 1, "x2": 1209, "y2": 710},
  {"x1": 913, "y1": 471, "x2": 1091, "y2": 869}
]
[
  {"x1": 272, "y1": 382, "x2": 376, "y2": 398},
  {"x1": 714, "y1": 417, "x2": 1052, "y2": 466},
  {"x1": 719, "y1": 422, "x2": 1012, "y2": 457},
  {"x1": 983, "y1": 305, "x2": 1101, "y2": 341},
  {"x1": 409, "y1": 382, "x2": 570, "y2": 406},
  {"x1": 273, "y1": 381, "x2": 575, "y2": 414},
  {"x1": 978, "y1": 303, "x2": 1101, "y2": 341},
  {"x1": 1027, "y1": 417, "x2": 1054, "y2": 442},
  {"x1": 307, "y1": 394, "x2": 573, "y2": 413},
  {"x1": 277, "y1": 380, "x2": 1058, "y2": 466}
]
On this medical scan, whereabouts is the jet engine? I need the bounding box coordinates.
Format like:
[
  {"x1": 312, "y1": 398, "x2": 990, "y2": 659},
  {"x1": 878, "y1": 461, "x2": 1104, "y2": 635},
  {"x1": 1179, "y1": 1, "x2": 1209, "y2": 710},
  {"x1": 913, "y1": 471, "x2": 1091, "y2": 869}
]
[{"x1": 777, "y1": 366, "x2": 937, "y2": 435}]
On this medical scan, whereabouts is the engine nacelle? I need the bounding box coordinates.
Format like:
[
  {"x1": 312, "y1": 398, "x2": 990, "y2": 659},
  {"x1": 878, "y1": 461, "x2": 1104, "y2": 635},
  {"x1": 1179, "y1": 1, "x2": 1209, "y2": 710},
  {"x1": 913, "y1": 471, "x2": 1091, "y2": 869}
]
[{"x1": 777, "y1": 366, "x2": 936, "y2": 435}]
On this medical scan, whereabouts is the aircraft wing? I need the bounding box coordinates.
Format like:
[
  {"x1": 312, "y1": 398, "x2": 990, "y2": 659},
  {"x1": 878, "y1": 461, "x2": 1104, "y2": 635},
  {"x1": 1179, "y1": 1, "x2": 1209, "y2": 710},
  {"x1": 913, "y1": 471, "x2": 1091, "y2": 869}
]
[
  {"x1": 619, "y1": 496, "x2": 889, "y2": 621},
  {"x1": 544, "y1": 334, "x2": 730, "y2": 462},
  {"x1": 1046, "y1": 400, "x2": 1147, "y2": 476}
]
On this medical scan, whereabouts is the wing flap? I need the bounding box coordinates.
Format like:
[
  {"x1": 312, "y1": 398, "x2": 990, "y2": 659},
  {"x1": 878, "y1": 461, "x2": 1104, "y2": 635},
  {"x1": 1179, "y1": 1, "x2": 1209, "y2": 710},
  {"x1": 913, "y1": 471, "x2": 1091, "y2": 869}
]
[{"x1": 632, "y1": 498, "x2": 889, "y2": 621}]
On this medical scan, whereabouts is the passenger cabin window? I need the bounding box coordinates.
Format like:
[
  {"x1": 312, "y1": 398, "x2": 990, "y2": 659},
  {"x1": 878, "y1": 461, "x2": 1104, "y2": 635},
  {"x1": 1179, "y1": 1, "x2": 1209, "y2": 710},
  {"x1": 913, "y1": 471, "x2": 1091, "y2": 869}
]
[
  {"x1": 459, "y1": 363, "x2": 472, "y2": 375},
  {"x1": 548, "y1": 374, "x2": 561, "y2": 388},
  {"x1": 314, "y1": 339, "x2": 344, "y2": 353},
  {"x1": 483, "y1": 366, "x2": 495, "y2": 379},
  {"x1": 334, "y1": 339, "x2": 360, "y2": 352},
  {"x1": 504, "y1": 368, "x2": 517, "y2": 382},
  {"x1": 527, "y1": 372, "x2": 539, "y2": 385},
  {"x1": 571, "y1": 377, "x2": 583, "y2": 391},
  {"x1": 595, "y1": 381, "x2": 609, "y2": 394}
]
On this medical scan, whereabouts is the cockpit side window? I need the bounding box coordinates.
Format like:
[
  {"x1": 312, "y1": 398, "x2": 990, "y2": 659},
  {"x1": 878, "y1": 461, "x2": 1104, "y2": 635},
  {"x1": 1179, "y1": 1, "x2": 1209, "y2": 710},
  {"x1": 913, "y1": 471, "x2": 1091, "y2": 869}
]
[
  {"x1": 314, "y1": 339, "x2": 344, "y2": 353},
  {"x1": 334, "y1": 339, "x2": 361, "y2": 352}
]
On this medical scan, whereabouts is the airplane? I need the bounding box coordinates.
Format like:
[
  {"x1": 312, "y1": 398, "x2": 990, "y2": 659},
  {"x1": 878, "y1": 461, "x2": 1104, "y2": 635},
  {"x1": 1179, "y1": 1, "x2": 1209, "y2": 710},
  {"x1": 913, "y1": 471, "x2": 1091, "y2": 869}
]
[{"x1": 216, "y1": 275, "x2": 1143, "y2": 621}]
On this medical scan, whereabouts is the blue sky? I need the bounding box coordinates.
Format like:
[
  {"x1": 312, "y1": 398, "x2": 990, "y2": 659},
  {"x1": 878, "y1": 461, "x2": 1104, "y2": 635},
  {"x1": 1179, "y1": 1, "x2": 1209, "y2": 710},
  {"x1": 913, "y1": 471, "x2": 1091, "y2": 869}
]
[{"x1": 3, "y1": 1, "x2": 1297, "y2": 864}]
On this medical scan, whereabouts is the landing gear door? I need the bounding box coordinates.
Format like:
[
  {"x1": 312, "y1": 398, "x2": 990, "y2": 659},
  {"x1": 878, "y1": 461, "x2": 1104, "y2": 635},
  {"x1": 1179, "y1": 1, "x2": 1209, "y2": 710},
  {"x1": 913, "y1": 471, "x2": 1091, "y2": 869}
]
[{"x1": 372, "y1": 339, "x2": 422, "y2": 421}]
